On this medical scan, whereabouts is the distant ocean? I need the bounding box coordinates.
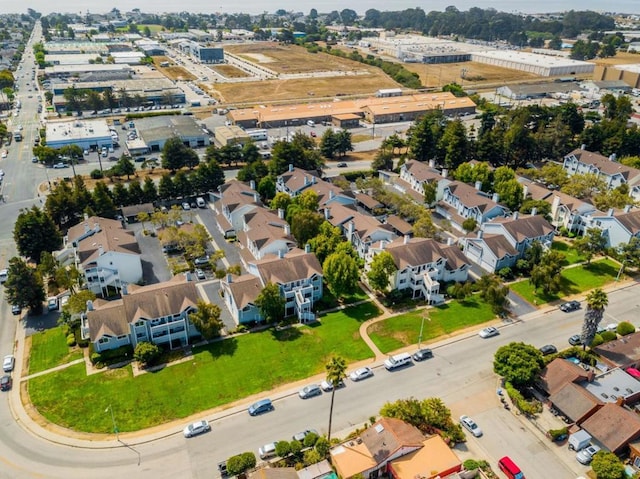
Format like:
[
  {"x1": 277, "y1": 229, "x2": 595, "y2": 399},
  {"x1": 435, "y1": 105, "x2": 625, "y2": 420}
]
[{"x1": 7, "y1": 0, "x2": 640, "y2": 16}]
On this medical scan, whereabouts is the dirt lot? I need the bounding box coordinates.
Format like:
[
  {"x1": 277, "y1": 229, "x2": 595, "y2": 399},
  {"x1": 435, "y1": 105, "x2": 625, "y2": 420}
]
[
  {"x1": 591, "y1": 51, "x2": 640, "y2": 66},
  {"x1": 210, "y1": 64, "x2": 250, "y2": 78},
  {"x1": 403, "y1": 61, "x2": 540, "y2": 89},
  {"x1": 210, "y1": 74, "x2": 400, "y2": 104},
  {"x1": 224, "y1": 42, "x2": 377, "y2": 75},
  {"x1": 152, "y1": 56, "x2": 196, "y2": 81}
]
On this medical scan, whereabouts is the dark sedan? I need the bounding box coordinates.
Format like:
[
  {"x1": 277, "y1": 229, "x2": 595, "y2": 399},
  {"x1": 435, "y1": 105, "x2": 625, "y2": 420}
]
[
  {"x1": 412, "y1": 348, "x2": 433, "y2": 362},
  {"x1": 560, "y1": 300, "x2": 580, "y2": 312},
  {"x1": 539, "y1": 344, "x2": 558, "y2": 356}
]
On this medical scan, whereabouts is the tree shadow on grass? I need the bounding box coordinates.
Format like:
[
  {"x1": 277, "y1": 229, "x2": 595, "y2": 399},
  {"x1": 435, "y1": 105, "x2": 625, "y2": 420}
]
[
  {"x1": 341, "y1": 302, "x2": 381, "y2": 323},
  {"x1": 196, "y1": 336, "x2": 238, "y2": 359},
  {"x1": 270, "y1": 326, "x2": 302, "y2": 342}
]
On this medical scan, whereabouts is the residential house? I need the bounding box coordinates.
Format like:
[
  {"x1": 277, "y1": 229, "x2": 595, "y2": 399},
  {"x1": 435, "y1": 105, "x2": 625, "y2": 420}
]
[
  {"x1": 583, "y1": 207, "x2": 640, "y2": 248},
  {"x1": 64, "y1": 216, "x2": 142, "y2": 296},
  {"x1": 593, "y1": 331, "x2": 640, "y2": 370},
  {"x1": 436, "y1": 180, "x2": 506, "y2": 232},
  {"x1": 221, "y1": 248, "x2": 323, "y2": 325},
  {"x1": 330, "y1": 417, "x2": 460, "y2": 479},
  {"x1": 537, "y1": 358, "x2": 593, "y2": 396},
  {"x1": 563, "y1": 148, "x2": 640, "y2": 192},
  {"x1": 388, "y1": 435, "x2": 462, "y2": 479},
  {"x1": 521, "y1": 180, "x2": 598, "y2": 234},
  {"x1": 248, "y1": 460, "x2": 333, "y2": 479},
  {"x1": 323, "y1": 203, "x2": 395, "y2": 258},
  {"x1": 81, "y1": 274, "x2": 201, "y2": 352},
  {"x1": 276, "y1": 165, "x2": 356, "y2": 206},
  {"x1": 211, "y1": 180, "x2": 262, "y2": 238},
  {"x1": 237, "y1": 207, "x2": 296, "y2": 261},
  {"x1": 120, "y1": 202, "x2": 155, "y2": 224},
  {"x1": 371, "y1": 236, "x2": 470, "y2": 304},
  {"x1": 384, "y1": 215, "x2": 413, "y2": 237},
  {"x1": 548, "y1": 382, "x2": 603, "y2": 424},
  {"x1": 398, "y1": 160, "x2": 443, "y2": 198},
  {"x1": 581, "y1": 403, "x2": 640, "y2": 454},
  {"x1": 463, "y1": 214, "x2": 555, "y2": 273}
]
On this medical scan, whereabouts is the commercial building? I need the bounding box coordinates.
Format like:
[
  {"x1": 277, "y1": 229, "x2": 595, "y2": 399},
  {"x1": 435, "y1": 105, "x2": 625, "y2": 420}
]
[
  {"x1": 178, "y1": 40, "x2": 224, "y2": 64},
  {"x1": 214, "y1": 125, "x2": 250, "y2": 146},
  {"x1": 470, "y1": 50, "x2": 594, "y2": 77},
  {"x1": 133, "y1": 115, "x2": 211, "y2": 151},
  {"x1": 45, "y1": 119, "x2": 113, "y2": 150}
]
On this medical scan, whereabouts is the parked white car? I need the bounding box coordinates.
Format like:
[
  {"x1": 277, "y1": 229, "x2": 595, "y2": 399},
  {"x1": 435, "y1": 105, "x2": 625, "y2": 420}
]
[
  {"x1": 3, "y1": 355, "x2": 15, "y2": 373},
  {"x1": 183, "y1": 420, "x2": 210, "y2": 438},
  {"x1": 460, "y1": 415, "x2": 483, "y2": 437}
]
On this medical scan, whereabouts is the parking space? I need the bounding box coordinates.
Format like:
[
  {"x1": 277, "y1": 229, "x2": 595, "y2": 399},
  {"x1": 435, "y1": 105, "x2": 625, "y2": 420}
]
[
  {"x1": 195, "y1": 208, "x2": 243, "y2": 271},
  {"x1": 126, "y1": 222, "x2": 173, "y2": 284}
]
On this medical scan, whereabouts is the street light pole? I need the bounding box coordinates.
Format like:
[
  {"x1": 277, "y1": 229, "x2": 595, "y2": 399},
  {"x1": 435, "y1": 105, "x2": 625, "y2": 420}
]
[
  {"x1": 418, "y1": 312, "x2": 427, "y2": 350},
  {"x1": 106, "y1": 404, "x2": 119, "y2": 440}
]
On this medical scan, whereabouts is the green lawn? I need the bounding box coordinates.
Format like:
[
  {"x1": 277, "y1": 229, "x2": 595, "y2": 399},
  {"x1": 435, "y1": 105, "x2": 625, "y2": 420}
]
[
  {"x1": 28, "y1": 302, "x2": 380, "y2": 433},
  {"x1": 510, "y1": 259, "x2": 621, "y2": 305},
  {"x1": 315, "y1": 286, "x2": 370, "y2": 311},
  {"x1": 367, "y1": 297, "x2": 495, "y2": 354},
  {"x1": 28, "y1": 327, "x2": 84, "y2": 375},
  {"x1": 551, "y1": 241, "x2": 585, "y2": 266}
]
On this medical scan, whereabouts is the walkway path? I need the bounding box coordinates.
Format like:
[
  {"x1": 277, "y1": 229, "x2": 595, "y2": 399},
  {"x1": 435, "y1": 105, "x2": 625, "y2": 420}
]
[{"x1": 20, "y1": 358, "x2": 85, "y2": 381}]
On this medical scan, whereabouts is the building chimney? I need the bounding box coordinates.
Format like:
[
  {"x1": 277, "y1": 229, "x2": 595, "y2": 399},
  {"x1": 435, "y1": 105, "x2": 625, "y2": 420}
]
[
  {"x1": 404, "y1": 234, "x2": 410, "y2": 245},
  {"x1": 329, "y1": 189, "x2": 335, "y2": 200},
  {"x1": 477, "y1": 230, "x2": 483, "y2": 239},
  {"x1": 428, "y1": 159, "x2": 435, "y2": 168},
  {"x1": 492, "y1": 193, "x2": 499, "y2": 203},
  {"x1": 512, "y1": 211, "x2": 519, "y2": 220},
  {"x1": 609, "y1": 153, "x2": 617, "y2": 162},
  {"x1": 284, "y1": 224, "x2": 291, "y2": 236},
  {"x1": 324, "y1": 207, "x2": 331, "y2": 220},
  {"x1": 226, "y1": 273, "x2": 233, "y2": 283},
  {"x1": 311, "y1": 176, "x2": 316, "y2": 184},
  {"x1": 475, "y1": 180, "x2": 482, "y2": 191},
  {"x1": 305, "y1": 243, "x2": 311, "y2": 254},
  {"x1": 84, "y1": 222, "x2": 90, "y2": 233},
  {"x1": 624, "y1": 204, "x2": 632, "y2": 213},
  {"x1": 122, "y1": 283, "x2": 128, "y2": 295},
  {"x1": 446, "y1": 237, "x2": 453, "y2": 246},
  {"x1": 441, "y1": 168, "x2": 448, "y2": 179},
  {"x1": 278, "y1": 208, "x2": 285, "y2": 219},
  {"x1": 608, "y1": 208, "x2": 614, "y2": 217},
  {"x1": 581, "y1": 144, "x2": 586, "y2": 150},
  {"x1": 531, "y1": 207, "x2": 537, "y2": 216},
  {"x1": 304, "y1": 175, "x2": 309, "y2": 186},
  {"x1": 253, "y1": 193, "x2": 259, "y2": 202},
  {"x1": 347, "y1": 220, "x2": 355, "y2": 240},
  {"x1": 249, "y1": 179, "x2": 256, "y2": 190},
  {"x1": 278, "y1": 249, "x2": 285, "y2": 259},
  {"x1": 551, "y1": 195, "x2": 561, "y2": 217},
  {"x1": 380, "y1": 240, "x2": 386, "y2": 250},
  {"x1": 98, "y1": 244, "x2": 104, "y2": 256},
  {"x1": 86, "y1": 300, "x2": 94, "y2": 311},
  {"x1": 288, "y1": 163, "x2": 294, "y2": 172},
  {"x1": 522, "y1": 185, "x2": 529, "y2": 199}
]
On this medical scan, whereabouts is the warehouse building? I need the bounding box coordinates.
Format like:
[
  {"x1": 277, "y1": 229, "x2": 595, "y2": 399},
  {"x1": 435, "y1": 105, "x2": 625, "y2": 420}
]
[
  {"x1": 178, "y1": 40, "x2": 224, "y2": 64},
  {"x1": 594, "y1": 63, "x2": 640, "y2": 89},
  {"x1": 46, "y1": 119, "x2": 113, "y2": 150},
  {"x1": 470, "y1": 51, "x2": 594, "y2": 77},
  {"x1": 496, "y1": 81, "x2": 581, "y2": 100},
  {"x1": 135, "y1": 116, "x2": 211, "y2": 151},
  {"x1": 214, "y1": 126, "x2": 250, "y2": 146}
]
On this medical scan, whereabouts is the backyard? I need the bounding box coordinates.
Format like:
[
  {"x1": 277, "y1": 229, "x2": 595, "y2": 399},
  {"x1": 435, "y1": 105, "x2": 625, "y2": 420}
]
[
  {"x1": 551, "y1": 241, "x2": 585, "y2": 266},
  {"x1": 510, "y1": 258, "x2": 622, "y2": 305},
  {"x1": 27, "y1": 327, "x2": 84, "y2": 375},
  {"x1": 27, "y1": 302, "x2": 380, "y2": 433},
  {"x1": 367, "y1": 296, "x2": 496, "y2": 354}
]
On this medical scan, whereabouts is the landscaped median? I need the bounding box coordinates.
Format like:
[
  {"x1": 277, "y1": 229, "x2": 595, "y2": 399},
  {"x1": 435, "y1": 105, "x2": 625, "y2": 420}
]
[
  {"x1": 27, "y1": 302, "x2": 381, "y2": 433},
  {"x1": 367, "y1": 297, "x2": 495, "y2": 354},
  {"x1": 509, "y1": 258, "x2": 622, "y2": 306}
]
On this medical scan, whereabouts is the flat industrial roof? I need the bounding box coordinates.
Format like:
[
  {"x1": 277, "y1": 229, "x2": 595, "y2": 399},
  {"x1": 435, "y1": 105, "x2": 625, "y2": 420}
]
[
  {"x1": 46, "y1": 119, "x2": 111, "y2": 144},
  {"x1": 472, "y1": 50, "x2": 593, "y2": 68}
]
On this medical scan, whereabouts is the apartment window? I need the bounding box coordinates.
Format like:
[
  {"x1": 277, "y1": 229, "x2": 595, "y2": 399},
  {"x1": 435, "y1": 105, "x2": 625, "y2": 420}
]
[
  {"x1": 99, "y1": 337, "x2": 109, "y2": 344},
  {"x1": 117, "y1": 335, "x2": 127, "y2": 340},
  {"x1": 135, "y1": 320, "x2": 144, "y2": 327}
]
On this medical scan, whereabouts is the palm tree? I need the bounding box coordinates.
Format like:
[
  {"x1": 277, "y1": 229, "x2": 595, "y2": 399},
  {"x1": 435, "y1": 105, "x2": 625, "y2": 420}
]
[
  {"x1": 325, "y1": 355, "x2": 347, "y2": 442},
  {"x1": 581, "y1": 288, "x2": 609, "y2": 349}
]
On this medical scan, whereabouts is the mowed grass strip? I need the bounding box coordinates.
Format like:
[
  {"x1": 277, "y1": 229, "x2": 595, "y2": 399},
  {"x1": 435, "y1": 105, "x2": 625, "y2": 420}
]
[
  {"x1": 367, "y1": 297, "x2": 495, "y2": 354},
  {"x1": 28, "y1": 302, "x2": 380, "y2": 433},
  {"x1": 510, "y1": 258, "x2": 621, "y2": 305},
  {"x1": 28, "y1": 327, "x2": 83, "y2": 375}
]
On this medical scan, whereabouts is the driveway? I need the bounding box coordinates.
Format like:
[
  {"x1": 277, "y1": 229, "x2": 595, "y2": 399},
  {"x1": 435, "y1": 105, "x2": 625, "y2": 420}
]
[
  {"x1": 197, "y1": 279, "x2": 236, "y2": 332},
  {"x1": 128, "y1": 222, "x2": 173, "y2": 284},
  {"x1": 195, "y1": 208, "x2": 244, "y2": 272}
]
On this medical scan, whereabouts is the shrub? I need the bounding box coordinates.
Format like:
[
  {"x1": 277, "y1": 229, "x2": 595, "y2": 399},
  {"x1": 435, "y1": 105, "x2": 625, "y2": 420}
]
[
  {"x1": 90, "y1": 169, "x2": 104, "y2": 179},
  {"x1": 617, "y1": 321, "x2": 635, "y2": 336},
  {"x1": 547, "y1": 427, "x2": 568, "y2": 440},
  {"x1": 600, "y1": 331, "x2": 617, "y2": 343},
  {"x1": 303, "y1": 432, "x2": 319, "y2": 447},
  {"x1": 134, "y1": 341, "x2": 161, "y2": 367},
  {"x1": 463, "y1": 459, "x2": 480, "y2": 470},
  {"x1": 504, "y1": 381, "x2": 543, "y2": 416},
  {"x1": 591, "y1": 334, "x2": 604, "y2": 347},
  {"x1": 315, "y1": 437, "x2": 330, "y2": 457},
  {"x1": 66, "y1": 333, "x2": 77, "y2": 347},
  {"x1": 226, "y1": 452, "x2": 256, "y2": 476},
  {"x1": 275, "y1": 440, "x2": 291, "y2": 458},
  {"x1": 303, "y1": 448, "x2": 323, "y2": 466},
  {"x1": 89, "y1": 345, "x2": 133, "y2": 366}
]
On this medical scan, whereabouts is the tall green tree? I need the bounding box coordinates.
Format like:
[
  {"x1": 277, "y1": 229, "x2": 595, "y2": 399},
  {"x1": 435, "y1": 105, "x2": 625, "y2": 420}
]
[
  {"x1": 323, "y1": 251, "x2": 359, "y2": 299},
  {"x1": 188, "y1": 300, "x2": 223, "y2": 339},
  {"x1": 290, "y1": 210, "x2": 324, "y2": 246},
  {"x1": 574, "y1": 228, "x2": 607, "y2": 264},
  {"x1": 13, "y1": 206, "x2": 62, "y2": 262},
  {"x1": 255, "y1": 282, "x2": 285, "y2": 324},
  {"x1": 493, "y1": 342, "x2": 544, "y2": 387},
  {"x1": 367, "y1": 251, "x2": 397, "y2": 293},
  {"x1": 438, "y1": 119, "x2": 469, "y2": 170},
  {"x1": 325, "y1": 355, "x2": 347, "y2": 441},
  {"x1": 91, "y1": 181, "x2": 117, "y2": 218},
  {"x1": 581, "y1": 288, "x2": 608, "y2": 349},
  {"x1": 4, "y1": 257, "x2": 46, "y2": 313},
  {"x1": 591, "y1": 451, "x2": 625, "y2": 479},
  {"x1": 161, "y1": 137, "x2": 189, "y2": 172}
]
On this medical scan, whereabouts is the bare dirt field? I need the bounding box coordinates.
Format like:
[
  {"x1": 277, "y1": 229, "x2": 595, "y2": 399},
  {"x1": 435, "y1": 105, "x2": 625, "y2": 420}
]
[
  {"x1": 224, "y1": 42, "x2": 377, "y2": 75},
  {"x1": 210, "y1": 73, "x2": 399, "y2": 104},
  {"x1": 210, "y1": 64, "x2": 250, "y2": 78},
  {"x1": 403, "y1": 61, "x2": 540, "y2": 88},
  {"x1": 152, "y1": 56, "x2": 196, "y2": 81}
]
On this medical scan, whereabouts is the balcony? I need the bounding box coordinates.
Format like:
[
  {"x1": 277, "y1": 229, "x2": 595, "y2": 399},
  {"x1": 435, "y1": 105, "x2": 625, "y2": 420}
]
[{"x1": 421, "y1": 270, "x2": 444, "y2": 305}]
